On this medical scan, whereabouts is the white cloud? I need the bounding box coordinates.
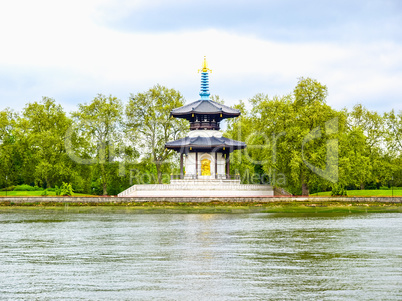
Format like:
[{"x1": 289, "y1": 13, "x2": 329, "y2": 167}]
[{"x1": 0, "y1": 0, "x2": 400, "y2": 113}]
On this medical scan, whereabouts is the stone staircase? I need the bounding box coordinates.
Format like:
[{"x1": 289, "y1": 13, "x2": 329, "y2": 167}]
[{"x1": 118, "y1": 179, "x2": 274, "y2": 197}]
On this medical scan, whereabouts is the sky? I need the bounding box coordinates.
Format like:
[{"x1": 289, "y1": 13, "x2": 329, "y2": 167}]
[{"x1": 0, "y1": 0, "x2": 401, "y2": 114}]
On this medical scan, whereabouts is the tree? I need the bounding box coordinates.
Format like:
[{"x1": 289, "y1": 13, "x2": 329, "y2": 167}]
[
  {"x1": 260, "y1": 78, "x2": 342, "y2": 195},
  {"x1": 0, "y1": 108, "x2": 17, "y2": 188},
  {"x1": 226, "y1": 98, "x2": 272, "y2": 184},
  {"x1": 383, "y1": 109, "x2": 402, "y2": 186},
  {"x1": 70, "y1": 94, "x2": 123, "y2": 195},
  {"x1": 16, "y1": 97, "x2": 72, "y2": 188},
  {"x1": 290, "y1": 77, "x2": 339, "y2": 195},
  {"x1": 384, "y1": 109, "x2": 402, "y2": 156},
  {"x1": 226, "y1": 78, "x2": 345, "y2": 195},
  {"x1": 126, "y1": 85, "x2": 187, "y2": 184},
  {"x1": 346, "y1": 104, "x2": 389, "y2": 189}
]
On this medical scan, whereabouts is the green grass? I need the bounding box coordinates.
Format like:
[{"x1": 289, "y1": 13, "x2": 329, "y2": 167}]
[
  {"x1": 311, "y1": 189, "x2": 402, "y2": 197},
  {"x1": 0, "y1": 191, "x2": 92, "y2": 197}
]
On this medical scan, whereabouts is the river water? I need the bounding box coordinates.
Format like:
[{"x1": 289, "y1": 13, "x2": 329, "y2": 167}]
[{"x1": 0, "y1": 210, "x2": 401, "y2": 300}]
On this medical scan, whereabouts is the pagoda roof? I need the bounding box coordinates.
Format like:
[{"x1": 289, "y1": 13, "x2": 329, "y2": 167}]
[
  {"x1": 171, "y1": 99, "x2": 240, "y2": 118},
  {"x1": 165, "y1": 136, "x2": 246, "y2": 152}
]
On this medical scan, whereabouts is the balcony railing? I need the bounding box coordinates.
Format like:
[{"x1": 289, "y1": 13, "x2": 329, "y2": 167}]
[
  {"x1": 170, "y1": 174, "x2": 240, "y2": 180},
  {"x1": 190, "y1": 121, "x2": 220, "y2": 130}
]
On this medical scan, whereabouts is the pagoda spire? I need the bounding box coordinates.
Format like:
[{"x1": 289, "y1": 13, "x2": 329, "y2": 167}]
[{"x1": 198, "y1": 56, "x2": 212, "y2": 100}]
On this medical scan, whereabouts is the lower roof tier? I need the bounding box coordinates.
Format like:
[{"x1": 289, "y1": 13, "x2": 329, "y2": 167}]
[{"x1": 165, "y1": 136, "x2": 246, "y2": 153}]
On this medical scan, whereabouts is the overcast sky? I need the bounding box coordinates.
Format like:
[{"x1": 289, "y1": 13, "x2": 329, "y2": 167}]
[{"x1": 0, "y1": 0, "x2": 401, "y2": 113}]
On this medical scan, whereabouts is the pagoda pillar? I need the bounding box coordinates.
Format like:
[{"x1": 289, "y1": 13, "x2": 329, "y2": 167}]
[
  {"x1": 215, "y1": 152, "x2": 218, "y2": 179},
  {"x1": 180, "y1": 152, "x2": 184, "y2": 179},
  {"x1": 195, "y1": 152, "x2": 198, "y2": 179},
  {"x1": 226, "y1": 152, "x2": 230, "y2": 179}
]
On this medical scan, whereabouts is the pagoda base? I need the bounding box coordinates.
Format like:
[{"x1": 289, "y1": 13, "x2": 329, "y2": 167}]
[{"x1": 118, "y1": 179, "x2": 274, "y2": 197}]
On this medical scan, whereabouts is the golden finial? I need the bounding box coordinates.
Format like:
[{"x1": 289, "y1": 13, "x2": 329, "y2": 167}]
[{"x1": 198, "y1": 56, "x2": 212, "y2": 73}]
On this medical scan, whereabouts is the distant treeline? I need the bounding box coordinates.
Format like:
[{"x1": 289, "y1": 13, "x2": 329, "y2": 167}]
[{"x1": 0, "y1": 79, "x2": 401, "y2": 195}]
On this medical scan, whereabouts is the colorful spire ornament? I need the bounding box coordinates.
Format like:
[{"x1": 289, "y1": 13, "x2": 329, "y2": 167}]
[{"x1": 198, "y1": 56, "x2": 212, "y2": 100}]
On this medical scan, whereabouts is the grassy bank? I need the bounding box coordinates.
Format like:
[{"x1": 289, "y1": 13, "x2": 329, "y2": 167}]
[
  {"x1": 311, "y1": 189, "x2": 402, "y2": 197},
  {"x1": 0, "y1": 191, "x2": 91, "y2": 196},
  {"x1": 0, "y1": 201, "x2": 401, "y2": 214}
]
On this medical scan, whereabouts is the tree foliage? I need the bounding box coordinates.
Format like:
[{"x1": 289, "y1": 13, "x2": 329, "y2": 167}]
[
  {"x1": 126, "y1": 85, "x2": 187, "y2": 183},
  {"x1": 226, "y1": 78, "x2": 401, "y2": 195},
  {"x1": 0, "y1": 80, "x2": 401, "y2": 195},
  {"x1": 70, "y1": 94, "x2": 124, "y2": 195}
]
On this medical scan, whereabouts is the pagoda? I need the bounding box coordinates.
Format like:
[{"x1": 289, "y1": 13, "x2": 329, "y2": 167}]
[
  {"x1": 118, "y1": 58, "x2": 274, "y2": 197},
  {"x1": 165, "y1": 57, "x2": 246, "y2": 180}
]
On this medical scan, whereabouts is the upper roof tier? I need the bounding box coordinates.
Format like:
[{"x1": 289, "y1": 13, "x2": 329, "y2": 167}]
[
  {"x1": 170, "y1": 57, "x2": 241, "y2": 121},
  {"x1": 170, "y1": 99, "x2": 240, "y2": 119}
]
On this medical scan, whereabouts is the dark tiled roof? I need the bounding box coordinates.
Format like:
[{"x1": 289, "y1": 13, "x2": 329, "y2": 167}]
[
  {"x1": 165, "y1": 136, "x2": 246, "y2": 151},
  {"x1": 171, "y1": 99, "x2": 240, "y2": 117}
]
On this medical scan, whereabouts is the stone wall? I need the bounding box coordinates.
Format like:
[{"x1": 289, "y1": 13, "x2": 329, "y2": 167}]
[{"x1": 0, "y1": 196, "x2": 401, "y2": 204}]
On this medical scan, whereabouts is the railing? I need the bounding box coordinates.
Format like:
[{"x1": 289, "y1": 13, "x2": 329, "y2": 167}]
[
  {"x1": 117, "y1": 185, "x2": 137, "y2": 197},
  {"x1": 170, "y1": 174, "x2": 184, "y2": 180},
  {"x1": 170, "y1": 174, "x2": 240, "y2": 180},
  {"x1": 190, "y1": 121, "x2": 220, "y2": 130}
]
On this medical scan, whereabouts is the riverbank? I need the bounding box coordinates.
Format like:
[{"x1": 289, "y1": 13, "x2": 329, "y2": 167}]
[
  {"x1": 1, "y1": 196, "x2": 402, "y2": 202},
  {"x1": 0, "y1": 196, "x2": 401, "y2": 213}
]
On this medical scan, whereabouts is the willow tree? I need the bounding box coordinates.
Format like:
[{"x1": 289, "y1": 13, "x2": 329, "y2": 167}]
[
  {"x1": 227, "y1": 78, "x2": 345, "y2": 195},
  {"x1": 290, "y1": 77, "x2": 344, "y2": 195}
]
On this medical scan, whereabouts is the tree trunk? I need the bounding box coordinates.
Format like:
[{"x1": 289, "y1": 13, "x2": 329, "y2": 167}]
[
  {"x1": 301, "y1": 172, "x2": 309, "y2": 196},
  {"x1": 103, "y1": 182, "x2": 107, "y2": 196},
  {"x1": 302, "y1": 182, "x2": 309, "y2": 196},
  {"x1": 156, "y1": 162, "x2": 162, "y2": 184},
  {"x1": 360, "y1": 183, "x2": 365, "y2": 190},
  {"x1": 101, "y1": 164, "x2": 107, "y2": 195}
]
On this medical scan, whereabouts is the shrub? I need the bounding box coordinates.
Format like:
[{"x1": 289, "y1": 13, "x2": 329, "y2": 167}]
[
  {"x1": 60, "y1": 182, "x2": 73, "y2": 196},
  {"x1": 14, "y1": 184, "x2": 35, "y2": 191},
  {"x1": 1, "y1": 186, "x2": 15, "y2": 191},
  {"x1": 55, "y1": 185, "x2": 61, "y2": 196},
  {"x1": 331, "y1": 184, "x2": 348, "y2": 196},
  {"x1": 91, "y1": 182, "x2": 103, "y2": 195},
  {"x1": 41, "y1": 189, "x2": 48, "y2": 196}
]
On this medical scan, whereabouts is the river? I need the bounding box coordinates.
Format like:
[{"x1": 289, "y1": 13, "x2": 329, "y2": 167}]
[{"x1": 0, "y1": 210, "x2": 401, "y2": 300}]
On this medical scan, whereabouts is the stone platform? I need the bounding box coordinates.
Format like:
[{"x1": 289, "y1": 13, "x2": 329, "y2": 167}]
[{"x1": 118, "y1": 179, "x2": 274, "y2": 197}]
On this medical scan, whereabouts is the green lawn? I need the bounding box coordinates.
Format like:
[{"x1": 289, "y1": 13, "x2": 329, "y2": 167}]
[
  {"x1": 311, "y1": 189, "x2": 402, "y2": 197},
  {"x1": 0, "y1": 191, "x2": 92, "y2": 197}
]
